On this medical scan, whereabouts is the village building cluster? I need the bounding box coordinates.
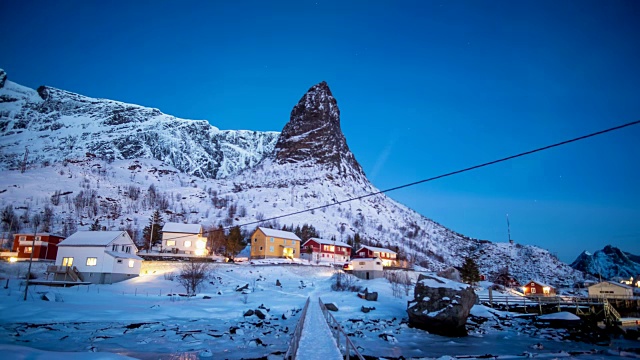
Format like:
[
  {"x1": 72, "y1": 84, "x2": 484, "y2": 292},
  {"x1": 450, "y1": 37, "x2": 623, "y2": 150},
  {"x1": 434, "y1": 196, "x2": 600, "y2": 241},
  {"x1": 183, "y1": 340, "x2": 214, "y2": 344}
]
[{"x1": 0, "y1": 224, "x2": 638, "y2": 298}]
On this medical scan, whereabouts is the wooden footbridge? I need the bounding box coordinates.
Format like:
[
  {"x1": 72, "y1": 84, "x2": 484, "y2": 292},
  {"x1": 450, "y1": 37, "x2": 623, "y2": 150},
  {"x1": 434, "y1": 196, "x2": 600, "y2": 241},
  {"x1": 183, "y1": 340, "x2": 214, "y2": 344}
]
[{"x1": 477, "y1": 294, "x2": 640, "y2": 329}]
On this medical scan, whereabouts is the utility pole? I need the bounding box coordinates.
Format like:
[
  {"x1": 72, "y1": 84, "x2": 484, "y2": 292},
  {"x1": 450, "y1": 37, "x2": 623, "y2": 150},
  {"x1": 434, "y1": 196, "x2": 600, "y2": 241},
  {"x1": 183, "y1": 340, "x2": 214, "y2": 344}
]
[
  {"x1": 24, "y1": 214, "x2": 41, "y2": 301},
  {"x1": 148, "y1": 222, "x2": 154, "y2": 253}
]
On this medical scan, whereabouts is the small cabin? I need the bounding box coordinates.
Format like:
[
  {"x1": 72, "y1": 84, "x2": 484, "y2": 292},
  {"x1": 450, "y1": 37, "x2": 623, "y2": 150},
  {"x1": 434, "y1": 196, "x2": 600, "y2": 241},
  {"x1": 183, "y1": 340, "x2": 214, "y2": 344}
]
[{"x1": 523, "y1": 280, "x2": 556, "y2": 297}]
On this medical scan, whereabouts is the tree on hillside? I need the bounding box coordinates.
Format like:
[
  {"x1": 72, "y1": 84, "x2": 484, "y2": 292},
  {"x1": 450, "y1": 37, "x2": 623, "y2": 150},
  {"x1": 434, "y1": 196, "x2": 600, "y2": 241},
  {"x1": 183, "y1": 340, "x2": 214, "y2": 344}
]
[
  {"x1": 224, "y1": 225, "x2": 245, "y2": 261},
  {"x1": 460, "y1": 257, "x2": 481, "y2": 285},
  {"x1": 208, "y1": 225, "x2": 226, "y2": 255},
  {"x1": 294, "y1": 223, "x2": 319, "y2": 242},
  {"x1": 89, "y1": 218, "x2": 103, "y2": 231},
  {"x1": 1, "y1": 205, "x2": 20, "y2": 234},
  {"x1": 142, "y1": 210, "x2": 163, "y2": 251}
]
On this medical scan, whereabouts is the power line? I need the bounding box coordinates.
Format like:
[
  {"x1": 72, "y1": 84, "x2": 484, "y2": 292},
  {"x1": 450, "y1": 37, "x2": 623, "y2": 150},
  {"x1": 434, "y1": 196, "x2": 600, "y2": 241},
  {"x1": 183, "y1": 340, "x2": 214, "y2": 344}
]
[{"x1": 160, "y1": 119, "x2": 640, "y2": 242}]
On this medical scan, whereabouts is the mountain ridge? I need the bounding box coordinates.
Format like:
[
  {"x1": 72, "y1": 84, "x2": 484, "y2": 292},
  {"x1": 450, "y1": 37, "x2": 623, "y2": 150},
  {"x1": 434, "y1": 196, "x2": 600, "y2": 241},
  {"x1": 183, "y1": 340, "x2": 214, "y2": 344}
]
[{"x1": 0, "y1": 69, "x2": 585, "y2": 285}]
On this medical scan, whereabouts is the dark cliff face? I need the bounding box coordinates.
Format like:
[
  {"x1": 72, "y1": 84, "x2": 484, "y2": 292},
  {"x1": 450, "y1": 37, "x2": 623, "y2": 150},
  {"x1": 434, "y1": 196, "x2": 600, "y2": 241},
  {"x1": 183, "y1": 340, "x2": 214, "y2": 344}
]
[{"x1": 273, "y1": 81, "x2": 365, "y2": 178}]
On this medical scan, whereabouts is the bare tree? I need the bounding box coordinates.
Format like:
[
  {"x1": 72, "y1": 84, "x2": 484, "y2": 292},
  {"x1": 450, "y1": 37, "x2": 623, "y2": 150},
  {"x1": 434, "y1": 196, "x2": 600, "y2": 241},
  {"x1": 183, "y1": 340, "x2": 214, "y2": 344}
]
[{"x1": 178, "y1": 261, "x2": 209, "y2": 295}]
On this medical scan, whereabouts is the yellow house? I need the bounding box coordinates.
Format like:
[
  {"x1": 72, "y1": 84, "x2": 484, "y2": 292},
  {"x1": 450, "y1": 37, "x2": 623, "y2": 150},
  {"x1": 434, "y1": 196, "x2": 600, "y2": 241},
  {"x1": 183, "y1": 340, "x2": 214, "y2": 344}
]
[{"x1": 250, "y1": 227, "x2": 301, "y2": 259}]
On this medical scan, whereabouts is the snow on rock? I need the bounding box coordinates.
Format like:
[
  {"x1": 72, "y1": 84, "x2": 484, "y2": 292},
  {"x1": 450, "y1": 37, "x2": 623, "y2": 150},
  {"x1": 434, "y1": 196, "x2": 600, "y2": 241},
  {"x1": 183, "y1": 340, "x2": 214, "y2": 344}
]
[{"x1": 538, "y1": 312, "x2": 580, "y2": 321}]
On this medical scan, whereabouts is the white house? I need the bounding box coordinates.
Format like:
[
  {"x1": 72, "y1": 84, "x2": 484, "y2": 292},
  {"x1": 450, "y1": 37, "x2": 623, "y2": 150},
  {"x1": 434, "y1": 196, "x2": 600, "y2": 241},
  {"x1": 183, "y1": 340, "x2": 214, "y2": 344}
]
[
  {"x1": 588, "y1": 281, "x2": 634, "y2": 299},
  {"x1": 161, "y1": 223, "x2": 207, "y2": 256},
  {"x1": 53, "y1": 231, "x2": 143, "y2": 284},
  {"x1": 350, "y1": 257, "x2": 384, "y2": 280}
]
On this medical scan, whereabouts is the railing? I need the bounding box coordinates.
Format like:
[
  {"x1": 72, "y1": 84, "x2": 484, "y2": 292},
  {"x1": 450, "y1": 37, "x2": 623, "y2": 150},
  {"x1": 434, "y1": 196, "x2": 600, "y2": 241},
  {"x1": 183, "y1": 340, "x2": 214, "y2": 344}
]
[
  {"x1": 46, "y1": 265, "x2": 83, "y2": 282},
  {"x1": 318, "y1": 298, "x2": 365, "y2": 360},
  {"x1": 284, "y1": 297, "x2": 311, "y2": 360},
  {"x1": 604, "y1": 299, "x2": 622, "y2": 324}
]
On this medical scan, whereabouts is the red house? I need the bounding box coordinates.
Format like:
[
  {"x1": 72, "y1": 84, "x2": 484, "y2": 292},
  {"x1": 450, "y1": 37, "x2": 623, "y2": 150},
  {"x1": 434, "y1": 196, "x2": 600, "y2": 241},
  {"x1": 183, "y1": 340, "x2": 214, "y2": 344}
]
[
  {"x1": 12, "y1": 233, "x2": 65, "y2": 261},
  {"x1": 353, "y1": 245, "x2": 397, "y2": 267},
  {"x1": 523, "y1": 280, "x2": 556, "y2": 297},
  {"x1": 302, "y1": 238, "x2": 351, "y2": 263}
]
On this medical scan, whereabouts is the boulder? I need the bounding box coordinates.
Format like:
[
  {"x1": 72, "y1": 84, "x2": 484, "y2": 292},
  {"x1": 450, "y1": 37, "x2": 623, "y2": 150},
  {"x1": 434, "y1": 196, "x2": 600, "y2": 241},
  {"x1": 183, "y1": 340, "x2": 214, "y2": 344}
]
[
  {"x1": 324, "y1": 303, "x2": 339, "y2": 312},
  {"x1": 243, "y1": 309, "x2": 255, "y2": 317},
  {"x1": 236, "y1": 284, "x2": 249, "y2": 292},
  {"x1": 361, "y1": 306, "x2": 376, "y2": 313},
  {"x1": 255, "y1": 309, "x2": 266, "y2": 319},
  {"x1": 407, "y1": 274, "x2": 477, "y2": 337},
  {"x1": 276, "y1": 279, "x2": 281, "y2": 287}
]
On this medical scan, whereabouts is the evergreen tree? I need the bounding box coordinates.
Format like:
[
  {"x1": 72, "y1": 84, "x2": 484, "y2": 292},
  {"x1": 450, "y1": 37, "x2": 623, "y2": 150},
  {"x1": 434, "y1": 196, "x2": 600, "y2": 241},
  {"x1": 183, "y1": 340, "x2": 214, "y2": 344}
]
[
  {"x1": 89, "y1": 219, "x2": 102, "y2": 231},
  {"x1": 460, "y1": 257, "x2": 481, "y2": 285},
  {"x1": 224, "y1": 225, "x2": 245, "y2": 261},
  {"x1": 353, "y1": 233, "x2": 362, "y2": 250},
  {"x1": 142, "y1": 210, "x2": 163, "y2": 250}
]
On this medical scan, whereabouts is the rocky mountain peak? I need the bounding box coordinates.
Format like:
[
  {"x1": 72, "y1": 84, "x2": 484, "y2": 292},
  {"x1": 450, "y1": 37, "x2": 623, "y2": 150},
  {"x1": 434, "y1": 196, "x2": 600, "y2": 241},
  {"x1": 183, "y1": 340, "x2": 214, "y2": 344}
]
[{"x1": 273, "y1": 81, "x2": 365, "y2": 178}]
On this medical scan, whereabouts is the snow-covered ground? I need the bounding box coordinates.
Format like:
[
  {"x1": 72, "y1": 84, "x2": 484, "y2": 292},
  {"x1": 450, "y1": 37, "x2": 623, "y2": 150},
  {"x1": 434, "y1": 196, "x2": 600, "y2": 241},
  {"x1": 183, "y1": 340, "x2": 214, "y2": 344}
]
[{"x1": 0, "y1": 261, "x2": 637, "y2": 360}]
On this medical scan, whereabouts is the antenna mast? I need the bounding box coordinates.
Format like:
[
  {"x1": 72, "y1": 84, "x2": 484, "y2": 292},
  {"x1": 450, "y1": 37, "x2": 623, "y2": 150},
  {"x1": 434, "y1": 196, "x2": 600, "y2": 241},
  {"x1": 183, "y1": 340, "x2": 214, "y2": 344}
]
[{"x1": 507, "y1": 214, "x2": 512, "y2": 243}]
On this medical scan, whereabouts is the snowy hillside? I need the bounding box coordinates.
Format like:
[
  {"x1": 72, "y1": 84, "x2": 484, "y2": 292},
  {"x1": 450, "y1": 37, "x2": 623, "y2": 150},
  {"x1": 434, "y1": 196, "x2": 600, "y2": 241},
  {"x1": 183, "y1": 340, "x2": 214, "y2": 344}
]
[
  {"x1": 0, "y1": 69, "x2": 278, "y2": 178},
  {"x1": 0, "y1": 70, "x2": 585, "y2": 285}
]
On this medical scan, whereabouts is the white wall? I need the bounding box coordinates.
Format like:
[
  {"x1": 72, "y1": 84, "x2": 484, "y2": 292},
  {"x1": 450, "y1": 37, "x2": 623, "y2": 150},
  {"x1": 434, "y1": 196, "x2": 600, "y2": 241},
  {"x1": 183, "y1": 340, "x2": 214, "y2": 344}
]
[
  {"x1": 56, "y1": 246, "x2": 110, "y2": 273},
  {"x1": 588, "y1": 282, "x2": 633, "y2": 298},
  {"x1": 352, "y1": 259, "x2": 383, "y2": 271},
  {"x1": 163, "y1": 232, "x2": 206, "y2": 254}
]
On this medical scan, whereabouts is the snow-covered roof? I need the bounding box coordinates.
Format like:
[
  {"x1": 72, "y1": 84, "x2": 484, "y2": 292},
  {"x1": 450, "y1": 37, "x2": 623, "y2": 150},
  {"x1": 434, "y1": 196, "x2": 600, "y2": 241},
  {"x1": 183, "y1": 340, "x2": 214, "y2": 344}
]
[
  {"x1": 162, "y1": 222, "x2": 202, "y2": 234},
  {"x1": 589, "y1": 281, "x2": 634, "y2": 290},
  {"x1": 58, "y1": 231, "x2": 130, "y2": 247},
  {"x1": 105, "y1": 251, "x2": 143, "y2": 261},
  {"x1": 357, "y1": 245, "x2": 397, "y2": 254},
  {"x1": 526, "y1": 280, "x2": 554, "y2": 288},
  {"x1": 305, "y1": 238, "x2": 351, "y2": 248},
  {"x1": 257, "y1": 227, "x2": 301, "y2": 241}
]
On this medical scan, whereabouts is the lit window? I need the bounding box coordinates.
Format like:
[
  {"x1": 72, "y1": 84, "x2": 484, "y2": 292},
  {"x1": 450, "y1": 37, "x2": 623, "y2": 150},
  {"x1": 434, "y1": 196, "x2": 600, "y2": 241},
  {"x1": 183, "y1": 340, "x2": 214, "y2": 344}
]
[
  {"x1": 184, "y1": 241, "x2": 192, "y2": 247},
  {"x1": 196, "y1": 240, "x2": 206, "y2": 249},
  {"x1": 24, "y1": 247, "x2": 33, "y2": 254},
  {"x1": 86, "y1": 257, "x2": 97, "y2": 266},
  {"x1": 166, "y1": 240, "x2": 176, "y2": 246},
  {"x1": 269, "y1": 246, "x2": 274, "y2": 252},
  {"x1": 128, "y1": 260, "x2": 135, "y2": 268},
  {"x1": 62, "y1": 257, "x2": 73, "y2": 266},
  {"x1": 531, "y1": 287, "x2": 536, "y2": 294}
]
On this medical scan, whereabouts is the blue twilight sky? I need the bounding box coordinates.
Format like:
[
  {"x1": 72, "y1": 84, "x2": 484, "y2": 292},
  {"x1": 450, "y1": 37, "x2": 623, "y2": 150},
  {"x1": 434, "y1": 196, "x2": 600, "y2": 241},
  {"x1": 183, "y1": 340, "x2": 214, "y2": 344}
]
[{"x1": 1, "y1": 1, "x2": 639, "y2": 262}]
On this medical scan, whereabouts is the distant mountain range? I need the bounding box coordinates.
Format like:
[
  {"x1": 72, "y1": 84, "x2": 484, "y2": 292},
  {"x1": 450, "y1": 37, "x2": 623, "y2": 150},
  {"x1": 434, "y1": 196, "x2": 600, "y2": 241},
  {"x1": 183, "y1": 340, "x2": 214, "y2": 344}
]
[
  {"x1": 0, "y1": 68, "x2": 584, "y2": 285},
  {"x1": 570, "y1": 245, "x2": 640, "y2": 280}
]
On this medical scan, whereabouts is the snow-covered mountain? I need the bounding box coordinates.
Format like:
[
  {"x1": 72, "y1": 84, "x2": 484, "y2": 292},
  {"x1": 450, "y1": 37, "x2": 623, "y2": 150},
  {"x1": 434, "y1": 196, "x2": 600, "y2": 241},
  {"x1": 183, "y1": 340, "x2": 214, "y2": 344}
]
[
  {"x1": 0, "y1": 69, "x2": 584, "y2": 285},
  {"x1": 0, "y1": 70, "x2": 278, "y2": 178},
  {"x1": 570, "y1": 245, "x2": 640, "y2": 280}
]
